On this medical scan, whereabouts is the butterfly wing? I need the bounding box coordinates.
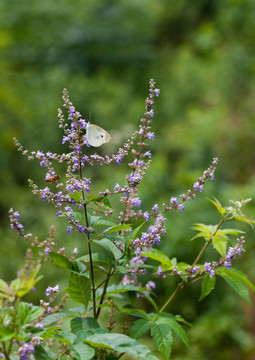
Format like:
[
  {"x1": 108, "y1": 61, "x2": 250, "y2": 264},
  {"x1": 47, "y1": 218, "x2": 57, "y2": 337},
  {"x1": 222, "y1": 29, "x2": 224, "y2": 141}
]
[{"x1": 87, "y1": 123, "x2": 112, "y2": 147}]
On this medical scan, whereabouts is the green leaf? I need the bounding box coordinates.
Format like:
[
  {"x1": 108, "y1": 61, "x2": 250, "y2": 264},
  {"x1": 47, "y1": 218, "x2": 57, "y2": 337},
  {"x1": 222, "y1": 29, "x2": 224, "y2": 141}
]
[
  {"x1": 212, "y1": 235, "x2": 227, "y2": 257},
  {"x1": 49, "y1": 252, "x2": 73, "y2": 270},
  {"x1": 130, "y1": 319, "x2": 151, "y2": 338},
  {"x1": 76, "y1": 329, "x2": 108, "y2": 343},
  {"x1": 67, "y1": 273, "x2": 91, "y2": 307},
  {"x1": 0, "y1": 279, "x2": 11, "y2": 298},
  {"x1": 209, "y1": 198, "x2": 225, "y2": 215},
  {"x1": 54, "y1": 330, "x2": 76, "y2": 345},
  {"x1": 217, "y1": 268, "x2": 253, "y2": 305},
  {"x1": 87, "y1": 214, "x2": 115, "y2": 227},
  {"x1": 72, "y1": 211, "x2": 85, "y2": 222},
  {"x1": 102, "y1": 224, "x2": 132, "y2": 234},
  {"x1": 141, "y1": 249, "x2": 172, "y2": 270},
  {"x1": 87, "y1": 195, "x2": 113, "y2": 209},
  {"x1": 70, "y1": 343, "x2": 95, "y2": 360},
  {"x1": 155, "y1": 314, "x2": 190, "y2": 347},
  {"x1": 150, "y1": 322, "x2": 173, "y2": 360},
  {"x1": 34, "y1": 345, "x2": 55, "y2": 360},
  {"x1": 199, "y1": 273, "x2": 216, "y2": 301},
  {"x1": 77, "y1": 253, "x2": 114, "y2": 267},
  {"x1": 0, "y1": 325, "x2": 16, "y2": 342},
  {"x1": 93, "y1": 238, "x2": 123, "y2": 260},
  {"x1": 18, "y1": 302, "x2": 43, "y2": 326},
  {"x1": 131, "y1": 221, "x2": 146, "y2": 241},
  {"x1": 71, "y1": 317, "x2": 100, "y2": 335},
  {"x1": 84, "y1": 333, "x2": 159, "y2": 360},
  {"x1": 42, "y1": 312, "x2": 71, "y2": 327},
  {"x1": 191, "y1": 224, "x2": 218, "y2": 241}
]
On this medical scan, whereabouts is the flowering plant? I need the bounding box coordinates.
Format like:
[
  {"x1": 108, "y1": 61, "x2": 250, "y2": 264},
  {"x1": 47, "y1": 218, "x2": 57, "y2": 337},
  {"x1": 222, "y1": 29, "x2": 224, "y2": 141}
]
[{"x1": 1, "y1": 80, "x2": 254, "y2": 360}]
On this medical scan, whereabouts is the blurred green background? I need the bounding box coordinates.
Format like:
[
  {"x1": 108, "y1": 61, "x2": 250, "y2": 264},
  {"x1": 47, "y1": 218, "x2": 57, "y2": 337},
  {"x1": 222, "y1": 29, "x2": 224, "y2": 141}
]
[{"x1": 1, "y1": 0, "x2": 255, "y2": 358}]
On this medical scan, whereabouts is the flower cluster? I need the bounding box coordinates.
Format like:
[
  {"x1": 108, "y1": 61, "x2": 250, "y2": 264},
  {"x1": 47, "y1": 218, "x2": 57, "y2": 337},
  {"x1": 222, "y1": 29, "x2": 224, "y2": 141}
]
[{"x1": 17, "y1": 337, "x2": 42, "y2": 360}]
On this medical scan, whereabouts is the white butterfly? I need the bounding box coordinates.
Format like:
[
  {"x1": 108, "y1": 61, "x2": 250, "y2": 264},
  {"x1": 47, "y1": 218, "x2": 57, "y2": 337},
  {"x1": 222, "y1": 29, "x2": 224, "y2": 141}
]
[{"x1": 86, "y1": 123, "x2": 112, "y2": 147}]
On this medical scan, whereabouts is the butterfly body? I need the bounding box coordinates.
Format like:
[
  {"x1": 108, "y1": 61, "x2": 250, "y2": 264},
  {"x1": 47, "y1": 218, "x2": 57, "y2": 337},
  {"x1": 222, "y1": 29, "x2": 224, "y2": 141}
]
[{"x1": 86, "y1": 123, "x2": 111, "y2": 147}]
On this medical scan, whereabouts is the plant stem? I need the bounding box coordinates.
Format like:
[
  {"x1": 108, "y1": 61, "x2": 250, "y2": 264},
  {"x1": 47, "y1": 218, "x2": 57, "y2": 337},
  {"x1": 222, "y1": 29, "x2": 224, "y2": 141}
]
[
  {"x1": 96, "y1": 266, "x2": 113, "y2": 319},
  {"x1": 79, "y1": 162, "x2": 96, "y2": 318},
  {"x1": 159, "y1": 218, "x2": 225, "y2": 312}
]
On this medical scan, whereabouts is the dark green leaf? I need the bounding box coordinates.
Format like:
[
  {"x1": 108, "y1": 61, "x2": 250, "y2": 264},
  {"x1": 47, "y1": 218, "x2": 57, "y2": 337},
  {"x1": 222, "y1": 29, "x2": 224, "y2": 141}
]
[
  {"x1": 93, "y1": 239, "x2": 123, "y2": 260},
  {"x1": 102, "y1": 224, "x2": 132, "y2": 234},
  {"x1": 130, "y1": 319, "x2": 151, "y2": 338},
  {"x1": 42, "y1": 313, "x2": 71, "y2": 327},
  {"x1": 71, "y1": 317, "x2": 100, "y2": 334},
  {"x1": 84, "y1": 333, "x2": 159, "y2": 360},
  {"x1": 77, "y1": 253, "x2": 114, "y2": 267},
  {"x1": 67, "y1": 273, "x2": 91, "y2": 307},
  {"x1": 34, "y1": 345, "x2": 55, "y2": 360},
  {"x1": 70, "y1": 342, "x2": 95, "y2": 360},
  {"x1": 199, "y1": 273, "x2": 216, "y2": 301},
  {"x1": 151, "y1": 322, "x2": 173, "y2": 360},
  {"x1": 49, "y1": 252, "x2": 73, "y2": 270},
  {"x1": 18, "y1": 302, "x2": 43, "y2": 326},
  {"x1": 217, "y1": 268, "x2": 252, "y2": 305},
  {"x1": 87, "y1": 195, "x2": 113, "y2": 209}
]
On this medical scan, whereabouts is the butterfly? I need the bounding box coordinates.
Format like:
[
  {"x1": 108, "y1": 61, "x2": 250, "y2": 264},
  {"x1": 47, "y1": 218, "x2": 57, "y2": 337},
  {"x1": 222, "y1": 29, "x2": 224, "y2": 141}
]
[
  {"x1": 45, "y1": 174, "x2": 60, "y2": 184},
  {"x1": 86, "y1": 123, "x2": 112, "y2": 147}
]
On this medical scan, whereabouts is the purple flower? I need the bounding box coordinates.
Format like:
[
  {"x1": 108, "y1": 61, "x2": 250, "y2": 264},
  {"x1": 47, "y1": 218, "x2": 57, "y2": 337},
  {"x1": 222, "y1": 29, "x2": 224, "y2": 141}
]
[
  {"x1": 143, "y1": 211, "x2": 150, "y2": 221},
  {"x1": 147, "y1": 132, "x2": 155, "y2": 140},
  {"x1": 144, "y1": 150, "x2": 152, "y2": 158},
  {"x1": 114, "y1": 183, "x2": 121, "y2": 191},
  {"x1": 170, "y1": 196, "x2": 178, "y2": 204},
  {"x1": 152, "y1": 204, "x2": 159, "y2": 212},
  {"x1": 67, "y1": 226, "x2": 72, "y2": 234},
  {"x1": 131, "y1": 197, "x2": 141, "y2": 207},
  {"x1": 157, "y1": 265, "x2": 163, "y2": 276},
  {"x1": 45, "y1": 247, "x2": 50, "y2": 255},
  {"x1": 154, "y1": 88, "x2": 160, "y2": 96}
]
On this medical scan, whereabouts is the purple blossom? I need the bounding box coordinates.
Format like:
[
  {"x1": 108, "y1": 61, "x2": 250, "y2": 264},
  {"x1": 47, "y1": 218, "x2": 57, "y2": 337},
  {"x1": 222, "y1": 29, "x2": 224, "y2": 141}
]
[
  {"x1": 143, "y1": 211, "x2": 150, "y2": 221},
  {"x1": 44, "y1": 247, "x2": 50, "y2": 255},
  {"x1": 147, "y1": 132, "x2": 155, "y2": 140},
  {"x1": 67, "y1": 226, "x2": 72, "y2": 234},
  {"x1": 191, "y1": 265, "x2": 200, "y2": 273},
  {"x1": 45, "y1": 284, "x2": 60, "y2": 297},
  {"x1": 204, "y1": 262, "x2": 215, "y2": 278},
  {"x1": 157, "y1": 265, "x2": 163, "y2": 276},
  {"x1": 154, "y1": 88, "x2": 160, "y2": 96},
  {"x1": 144, "y1": 150, "x2": 152, "y2": 158},
  {"x1": 131, "y1": 197, "x2": 141, "y2": 207},
  {"x1": 152, "y1": 204, "x2": 159, "y2": 212},
  {"x1": 170, "y1": 196, "x2": 178, "y2": 204},
  {"x1": 114, "y1": 183, "x2": 121, "y2": 191}
]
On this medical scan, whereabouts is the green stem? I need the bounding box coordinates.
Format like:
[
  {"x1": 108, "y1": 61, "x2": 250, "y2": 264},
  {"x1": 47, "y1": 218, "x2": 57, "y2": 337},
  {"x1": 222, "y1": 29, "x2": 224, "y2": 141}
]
[
  {"x1": 78, "y1": 162, "x2": 96, "y2": 318},
  {"x1": 159, "y1": 218, "x2": 225, "y2": 312},
  {"x1": 96, "y1": 266, "x2": 113, "y2": 319}
]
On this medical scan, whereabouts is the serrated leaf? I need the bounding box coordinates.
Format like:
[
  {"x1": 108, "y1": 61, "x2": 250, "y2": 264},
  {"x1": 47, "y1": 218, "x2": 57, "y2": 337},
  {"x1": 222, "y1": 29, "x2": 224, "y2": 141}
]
[
  {"x1": 93, "y1": 238, "x2": 123, "y2": 261},
  {"x1": 141, "y1": 249, "x2": 172, "y2": 270},
  {"x1": 34, "y1": 345, "x2": 55, "y2": 360},
  {"x1": 155, "y1": 314, "x2": 189, "y2": 347},
  {"x1": 0, "y1": 325, "x2": 16, "y2": 342},
  {"x1": 199, "y1": 273, "x2": 216, "y2": 301},
  {"x1": 102, "y1": 224, "x2": 132, "y2": 234},
  {"x1": 77, "y1": 253, "x2": 114, "y2": 267},
  {"x1": 71, "y1": 317, "x2": 100, "y2": 335},
  {"x1": 72, "y1": 211, "x2": 86, "y2": 222},
  {"x1": 217, "y1": 268, "x2": 253, "y2": 305},
  {"x1": 191, "y1": 224, "x2": 218, "y2": 241},
  {"x1": 87, "y1": 195, "x2": 113, "y2": 209},
  {"x1": 67, "y1": 273, "x2": 91, "y2": 307},
  {"x1": 84, "y1": 333, "x2": 159, "y2": 360},
  {"x1": 131, "y1": 222, "x2": 146, "y2": 241},
  {"x1": 70, "y1": 342, "x2": 95, "y2": 360},
  {"x1": 49, "y1": 252, "x2": 73, "y2": 270},
  {"x1": 42, "y1": 312, "x2": 71, "y2": 327},
  {"x1": 151, "y1": 322, "x2": 173, "y2": 360},
  {"x1": 209, "y1": 198, "x2": 225, "y2": 215},
  {"x1": 18, "y1": 303, "x2": 43, "y2": 326},
  {"x1": 130, "y1": 319, "x2": 151, "y2": 338},
  {"x1": 54, "y1": 330, "x2": 76, "y2": 345},
  {"x1": 0, "y1": 279, "x2": 11, "y2": 298},
  {"x1": 212, "y1": 235, "x2": 227, "y2": 257}
]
